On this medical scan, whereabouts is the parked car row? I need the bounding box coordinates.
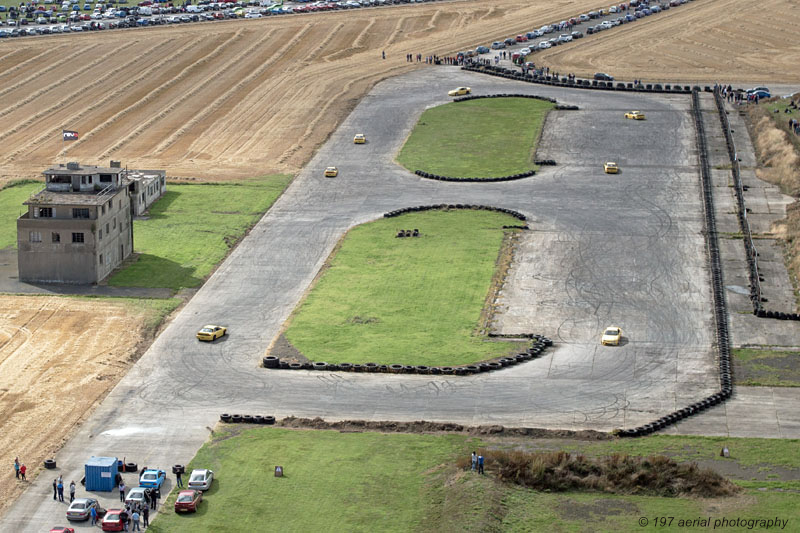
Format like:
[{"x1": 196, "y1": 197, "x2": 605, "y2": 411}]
[{"x1": 0, "y1": 0, "x2": 446, "y2": 37}]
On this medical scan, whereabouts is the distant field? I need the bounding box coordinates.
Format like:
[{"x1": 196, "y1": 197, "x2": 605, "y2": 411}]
[
  {"x1": 397, "y1": 97, "x2": 551, "y2": 178},
  {"x1": 108, "y1": 174, "x2": 291, "y2": 289},
  {"x1": 149, "y1": 426, "x2": 800, "y2": 533},
  {"x1": 283, "y1": 210, "x2": 522, "y2": 366},
  {"x1": 0, "y1": 180, "x2": 43, "y2": 249}
]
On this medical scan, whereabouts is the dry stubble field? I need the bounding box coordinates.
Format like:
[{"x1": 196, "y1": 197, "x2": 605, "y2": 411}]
[
  {"x1": 0, "y1": 0, "x2": 799, "y2": 519},
  {"x1": 0, "y1": 296, "x2": 172, "y2": 518},
  {"x1": 1, "y1": 0, "x2": 798, "y2": 186}
]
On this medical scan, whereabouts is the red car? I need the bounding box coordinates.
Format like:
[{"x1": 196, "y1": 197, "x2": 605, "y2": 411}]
[
  {"x1": 174, "y1": 489, "x2": 203, "y2": 513},
  {"x1": 101, "y1": 509, "x2": 124, "y2": 532},
  {"x1": 515, "y1": 34, "x2": 528, "y2": 42},
  {"x1": 50, "y1": 528, "x2": 75, "y2": 533}
]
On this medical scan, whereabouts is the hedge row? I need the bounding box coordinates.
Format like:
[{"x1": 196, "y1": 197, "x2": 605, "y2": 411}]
[{"x1": 262, "y1": 336, "x2": 554, "y2": 376}]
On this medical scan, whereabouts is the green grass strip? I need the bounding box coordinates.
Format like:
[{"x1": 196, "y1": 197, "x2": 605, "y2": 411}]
[
  {"x1": 0, "y1": 180, "x2": 44, "y2": 249},
  {"x1": 284, "y1": 210, "x2": 521, "y2": 366},
  {"x1": 149, "y1": 428, "x2": 474, "y2": 533},
  {"x1": 108, "y1": 175, "x2": 291, "y2": 290},
  {"x1": 397, "y1": 97, "x2": 552, "y2": 178}
]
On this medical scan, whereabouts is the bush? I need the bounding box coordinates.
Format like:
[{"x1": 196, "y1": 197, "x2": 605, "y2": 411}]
[{"x1": 457, "y1": 449, "x2": 738, "y2": 497}]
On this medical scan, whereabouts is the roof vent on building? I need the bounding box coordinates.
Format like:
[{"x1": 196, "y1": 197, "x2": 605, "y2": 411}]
[
  {"x1": 66, "y1": 162, "x2": 81, "y2": 170},
  {"x1": 110, "y1": 160, "x2": 121, "y2": 168}
]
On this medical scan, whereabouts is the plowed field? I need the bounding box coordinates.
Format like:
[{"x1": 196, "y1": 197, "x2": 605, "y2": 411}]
[
  {"x1": 0, "y1": 296, "x2": 174, "y2": 518},
  {"x1": 6, "y1": 0, "x2": 795, "y2": 185}
]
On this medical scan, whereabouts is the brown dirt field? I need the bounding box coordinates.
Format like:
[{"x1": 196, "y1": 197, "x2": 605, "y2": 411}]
[
  {"x1": 7, "y1": 0, "x2": 790, "y2": 186},
  {"x1": 0, "y1": 295, "x2": 168, "y2": 518},
  {"x1": 535, "y1": 0, "x2": 800, "y2": 84}
]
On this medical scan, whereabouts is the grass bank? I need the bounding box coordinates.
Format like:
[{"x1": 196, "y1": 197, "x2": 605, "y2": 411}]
[
  {"x1": 396, "y1": 97, "x2": 552, "y2": 178},
  {"x1": 732, "y1": 347, "x2": 800, "y2": 387},
  {"x1": 108, "y1": 174, "x2": 292, "y2": 290},
  {"x1": 0, "y1": 180, "x2": 43, "y2": 249},
  {"x1": 282, "y1": 210, "x2": 522, "y2": 366},
  {"x1": 150, "y1": 426, "x2": 799, "y2": 533}
]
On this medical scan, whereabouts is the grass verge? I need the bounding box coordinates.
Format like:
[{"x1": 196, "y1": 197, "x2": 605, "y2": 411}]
[
  {"x1": 149, "y1": 427, "x2": 799, "y2": 533},
  {"x1": 732, "y1": 347, "x2": 800, "y2": 387},
  {"x1": 0, "y1": 180, "x2": 43, "y2": 249},
  {"x1": 107, "y1": 174, "x2": 291, "y2": 290},
  {"x1": 282, "y1": 210, "x2": 522, "y2": 366},
  {"x1": 396, "y1": 97, "x2": 552, "y2": 178}
]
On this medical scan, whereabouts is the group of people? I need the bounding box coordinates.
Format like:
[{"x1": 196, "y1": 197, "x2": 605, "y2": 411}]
[
  {"x1": 470, "y1": 451, "x2": 485, "y2": 474},
  {"x1": 13, "y1": 457, "x2": 26, "y2": 481},
  {"x1": 115, "y1": 500, "x2": 149, "y2": 531},
  {"x1": 51, "y1": 475, "x2": 76, "y2": 503}
]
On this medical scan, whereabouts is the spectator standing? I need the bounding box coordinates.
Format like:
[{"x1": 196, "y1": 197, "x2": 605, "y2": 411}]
[
  {"x1": 57, "y1": 479, "x2": 64, "y2": 502},
  {"x1": 382, "y1": 50, "x2": 385, "y2": 60},
  {"x1": 19, "y1": 464, "x2": 26, "y2": 481},
  {"x1": 119, "y1": 481, "x2": 126, "y2": 503},
  {"x1": 52, "y1": 479, "x2": 58, "y2": 500},
  {"x1": 478, "y1": 454, "x2": 485, "y2": 474},
  {"x1": 471, "y1": 452, "x2": 477, "y2": 471},
  {"x1": 176, "y1": 470, "x2": 183, "y2": 488},
  {"x1": 120, "y1": 508, "x2": 129, "y2": 532},
  {"x1": 90, "y1": 505, "x2": 98, "y2": 526},
  {"x1": 69, "y1": 480, "x2": 76, "y2": 502},
  {"x1": 13, "y1": 457, "x2": 19, "y2": 479},
  {"x1": 132, "y1": 509, "x2": 141, "y2": 531},
  {"x1": 142, "y1": 504, "x2": 150, "y2": 528},
  {"x1": 153, "y1": 486, "x2": 160, "y2": 509}
]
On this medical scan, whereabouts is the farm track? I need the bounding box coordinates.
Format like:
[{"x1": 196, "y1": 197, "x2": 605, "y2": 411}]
[{"x1": 5, "y1": 0, "x2": 798, "y2": 181}]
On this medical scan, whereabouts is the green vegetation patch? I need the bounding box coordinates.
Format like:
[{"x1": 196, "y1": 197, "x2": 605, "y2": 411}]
[
  {"x1": 108, "y1": 175, "x2": 291, "y2": 290},
  {"x1": 732, "y1": 348, "x2": 800, "y2": 387},
  {"x1": 149, "y1": 427, "x2": 475, "y2": 533},
  {"x1": 0, "y1": 180, "x2": 44, "y2": 249},
  {"x1": 283, "y1": 210, "x2": 521, "y2": 366},
  {"x1": 397, "y1": 97, "x2": 552, "y2": 178}
]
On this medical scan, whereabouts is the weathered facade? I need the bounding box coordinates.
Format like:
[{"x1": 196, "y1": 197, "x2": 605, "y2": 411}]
[
  {"x1": 17, "y1": 162, "x2": 135, "y2": 284},
  {"x1": 127, "y1": 168, "x2": 167, "y2": 217}
]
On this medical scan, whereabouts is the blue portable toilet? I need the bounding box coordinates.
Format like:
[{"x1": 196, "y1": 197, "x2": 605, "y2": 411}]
[{"x1": 85, "y1": 456, "x2": 118, "y2": 492}]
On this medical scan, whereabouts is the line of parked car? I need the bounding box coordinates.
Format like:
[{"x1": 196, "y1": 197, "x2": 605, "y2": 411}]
[
  {"x1": 461, "y1": 0, "x2": 696, "y2": 67},
  {"x1": 0, "y1": 0, "x2": 443, "y2": 37}
]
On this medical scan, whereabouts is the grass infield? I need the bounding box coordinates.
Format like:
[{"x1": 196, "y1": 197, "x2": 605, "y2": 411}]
[
  {"x1": 149, "y1": 427, "x2": 800, "y2": 533},
  {"x1": 282, "y1": 210, "x2": 522, "y2": 367},
  {"x1": 108, "y1": 174, "x2": 291, "y2": 290},
  {"x1": 396, "y1": 97, "x2": 552, "y2": 178}
]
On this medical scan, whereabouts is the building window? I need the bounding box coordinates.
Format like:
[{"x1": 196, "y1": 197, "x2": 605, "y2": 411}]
[
  {"x1": 72, "y1": 208, "x2": 90, "y2": 219},
  {"x1": 52, "y1": 232, "x2": 60, "y2": 243},
  {"x1": 113, "y1": 218, "x2": 116, "y2": 229},
  {"x1": 38, "y1": 207, "x2": 53, "y2": 218},
  {"x1": 29, "y1": 231, "x2": 42, "y2": 243},
  {"x1": 99, "y1": 229, "x2": 103, "y2": 240},
  {"x1": 101, "y1": 205, "x2": 105, "y2": 215},
  {"x1": 99, "y1": 254, "x2": 103, "y2": 265},
  {"x1": 72, "y1": 232, "x2": 85, "y2": 243},
  {"x1": 106, "y1": 223, "x2": 109, "y2": 234}
]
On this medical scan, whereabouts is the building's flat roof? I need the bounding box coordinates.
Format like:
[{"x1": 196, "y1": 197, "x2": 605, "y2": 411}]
[
  {"x1": 44, "y1": 165, "x2": 124, "y2": 176},
  {"x1": 24, "y1": 185, "x2": 128, "y2": 206}
]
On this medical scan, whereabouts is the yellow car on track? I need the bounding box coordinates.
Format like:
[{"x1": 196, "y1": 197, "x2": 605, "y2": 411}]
[
  {"x1": 601, "y1": 326, "x2": 622, "y2": 346},
  {"x1": 448, "y1": 87, "x2": 471, "y2": 97},
  {"x1": 604, "y1": 162, "x2": 619, "y2": 174},
  {"x1": 197, "y1": 325, "x2": 227, "y2": 342},
  {"x1": 353, "y1": 134, "x2": 366, "y2": 144},
  {"x1": 624, "y1": 110, "x2": 646, "y2": 120},
  {"x1": 324, "y1": 166, "x2": 338, "y2": 177}
]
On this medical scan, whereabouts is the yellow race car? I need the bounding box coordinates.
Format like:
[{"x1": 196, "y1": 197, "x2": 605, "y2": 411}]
[
  {"x1": 601, "y1": 326, "x2": 622, "y2": 346},
  {"x1": 353, "y1": 134, "x2": 366, "y2": 144},
  {"x1": 448, "y1": 87, "x2": 471, "y2": 97},
  {"x1": 624, "y1": 110, "x2": 646, "y2": 120},
  {"x1": 324, "y1": 166, "x2": 338, "y2": 177},
  {"x1": 197, "y1": 325, "x2": 227, "y2": 342},
  {"x1": 604, "y1": 162, "x2": 619, "y2": 174}
]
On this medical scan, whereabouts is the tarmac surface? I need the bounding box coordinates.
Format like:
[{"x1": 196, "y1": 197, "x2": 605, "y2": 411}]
[{"x1": 4, "y1": 68, "x2": 800, "y2": 531}]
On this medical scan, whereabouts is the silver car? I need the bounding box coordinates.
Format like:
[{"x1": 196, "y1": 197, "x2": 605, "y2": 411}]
[
  {"x1": 124, "y1": 487, "x2": 148, "y2": 507},
  {"x1": 66, "y1": 498, "x2": 105, "y2": 521},
  {"x1": 187, "y1": 469, "x2": 214, "y2": 491}
]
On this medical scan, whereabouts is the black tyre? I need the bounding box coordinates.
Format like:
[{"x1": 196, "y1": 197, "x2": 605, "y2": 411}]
[{"x1": 44, "y1": 459, "x2": 57, "y2": 469}]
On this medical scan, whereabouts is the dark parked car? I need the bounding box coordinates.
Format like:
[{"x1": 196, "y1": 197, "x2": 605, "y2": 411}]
[{"x1": 594, "y1": 72, "x2": 614, "y2": 81}]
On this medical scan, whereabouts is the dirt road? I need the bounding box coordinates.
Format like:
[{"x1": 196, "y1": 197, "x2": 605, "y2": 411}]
[
  {"x1": 0, "y1": 296, "x2": 169, "y2": 518},
  {"x1": 5, "y1": 0, "x2": 796, "y2": 184}
]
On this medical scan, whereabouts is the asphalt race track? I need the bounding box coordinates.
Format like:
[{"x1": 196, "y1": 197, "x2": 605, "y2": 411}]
[{"x1": 3, "y1": 67, "x2": 725, "y2": 530}]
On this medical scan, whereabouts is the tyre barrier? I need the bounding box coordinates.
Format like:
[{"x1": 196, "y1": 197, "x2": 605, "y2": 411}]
[
  {"x1": 222, "y1": 415, "x2": 277, "y2": 425},
  {"x1": 172, "y1": 464, "x2": 185, "y2": 475},
  {"x1": 383, "y1": 204, "x2": 527, "y2": 221},
  {"x1": 262, "y1": 356, "x2": 279, "y2": 368},
  {"x1": 44, "y1": 459, "x2": 57, "y2": 469},
  {"x1": 413, "y1": 168, "x2": 535, "y2": 182},
  {"x1": 619, "y1": 90, "x2": 735, "y2": 438},
  {"x1": 220, "y1": 413, "x2": 232, "y2": 422},
  {"x1": 125, "y1": 462, "x2": 138, "y2": 473},
  {"x1": 262, "y1": 337, "x2": 553, "y2": 377},
  {"x1": 461, "y1": 65, "x2": 692, "y2": 94},
  {"x1": 453, "y1": 93, "x2": 557, "y2": 104},
  {"x1": 712, "y1": 90, "x2": 800, "y2": 322},
  {"x1": 534, "y1": 159, "x2": 557, "y2": 166}
]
